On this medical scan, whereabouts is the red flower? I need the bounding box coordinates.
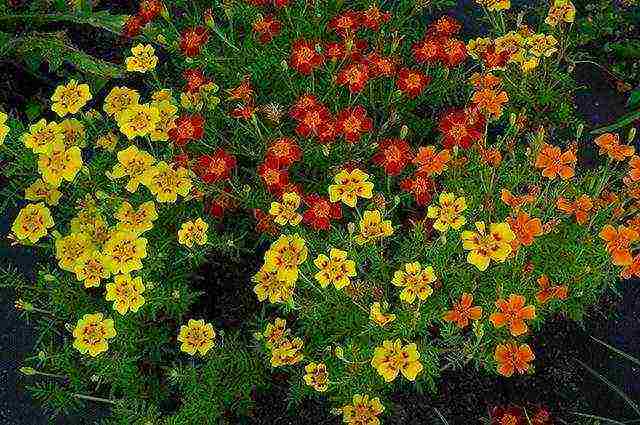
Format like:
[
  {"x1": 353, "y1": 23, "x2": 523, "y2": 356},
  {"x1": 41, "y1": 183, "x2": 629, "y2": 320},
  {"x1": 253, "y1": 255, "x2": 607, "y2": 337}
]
[
  {"x1": 366, "y1": 52, "x2": 397, "y2": 77},
  {"x1": 227, "y1": 78, "x2": 254, "y2": 103},
  {"x1": 295, "y1": 105, "x2": 334, "y2": 141},
  {"x1": 258, "y1": 160, "x2": 289, "y2": 195},
  {"x1": 290, "y1": 39, "x2": 323, "y2": 75},
  {"x1": 183, "y1": 69, "x2": 209, "y2": 94},
  {"x1": 325, "y1": 42, "x2": 346, "y2": 61},
  {"x1": 328, "y1": 10, "x2": 361, "y2": 37},
  {"x1": 303, "y1": 194, "x2": 342, "y2": 230},
  {"x1": 372, "y1": 138, "x2": 413, "y2": 176},
  {"x1": 337, "y1": 62, "x2": 370, "y2": 93},
  {"x1": 441, "y1": 38, "x2": 468, "y2": 67},
  {"x1": 173, "y1": 153, "x2": 190, "y2": 169},
  {"x1": 197, "y1": 149, "x2": 236, "y2": 184},
  {"x1": 412, "y1": 36, "x2": 444, "y2": 64},
  {"x1": 208, "y1": 187, "x2": 238, "y2": 218},
  {"x1": 273, "y1": 0, "x2": 289, "y2": 7},
  {"x1": 396, "y1": 68, "x2": 431, "y2": 99},
  {"x1": 400, "y1": 174, "x2": 435, "y2": 205},
  {"x1": 230, "y1": 104, "x2": 255, "y2": 120},
  {"x1": 180, "y1": 26, "x2": 209, "y2": 57},
  {"x1": 490, "y1": 406, "x2": 525, "y2": 425},
  {"x1": 169, "y1": 114, "x2": 205, "y2": 146},
  {"x1": 361, "y1": 5, "x2": 391, "y2": 31},
  {"x1": 253, "y1": 208, "x2": 279, "y2": 236},
  {"x1": 428, "y1": 16, "x2": 461, "y2": 37},
  {"x1": 290, "y1": 94, "x2": 320, "y2": 120},
  {"x1": 253, "y1": 15, "x2": 282, "y2": 44},
  {"x1": 138, "y1": 0, "x2": 163, "y2": 24},
  {"x1": 335, "y1": 106, "x2": 373, "y2": 143},
  {"x1": 265, "y1": 138, "x2": 302, "y2": 167},
  {"x1": 438, "y1": 108, "x2": 485, "y2": 149},
  {"x1": 122, "y1": 15, "x2": 144, "y2": 38},
  {"x1": 482, "y1": 45, "x2": 510, "y2": 70}
]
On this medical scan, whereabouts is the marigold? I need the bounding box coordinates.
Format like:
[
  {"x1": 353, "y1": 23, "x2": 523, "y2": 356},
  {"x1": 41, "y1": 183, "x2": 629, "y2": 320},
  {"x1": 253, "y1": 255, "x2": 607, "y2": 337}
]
[
  {"x1": 355, "y1": 209, "x2": 394, "y2": 245},
  {"x1": 396, "y1": 68, "x2": 431, "y2": 99},
  {"x1": 150, "y1": 100, "x2": 178, "y2": 142},
  {"x1": 11, "y1": 203, "x2": 54, "y2": 244},
  {"x1": 370, "y1": 302, "x2": 396, "y2": 327},
  {"x1": 142, "y1": 161, "x2": 192, "y2": 203},
  {"x1": 37, "y1": 142, "x2": 82, "y2": 188},
  {"x1": 253, "y1": 14, "x2": 282, "y2": 44},
  {"x1": 372, "y1": 138, "x2": 413, "y2": 176},
  {"x1": 489, "y1": 294, "x2": 536, "y2": 336},
  {"x1": 115, "y1": 201, "x2": 157, "y2": 234},
  {"x1": 270, "y1": 337, "x2": 304, "y2": 366},
  {"x1": 117, "y1": 103, "x2": 160, "y2": 140},
  {"x1": 438, "y1": 108, "x2": 485, "y2": 149},
  {"x1": 178, "y1": 319, "x2": 216, "y2": 356},
  {"x1": 392, "y1": 262, "x2": 436, "y2": 304},
  {"x1": 22, "y1": 119, "x2": 64, "y2": 154},
  {"x1": 556, "y1": 194, "x2": 592, "y2": 225},
  {"x1": 73, "y1": 251, "x2": 111, "y2": 288},
  {"x1": 264, "y1": 234, "x2": 308, "y2": 282},
  {"x1": 168, "y1": 114, "x2": 204, "y2": 146},
  {"x1": 400, "y1": 174, "x2": 435, "y2": 205},
  {"x1": 534, "y1": 143, "x2": 576, "y2": 180},
  {"x1": 258, "y1": 160, "x2": 289, "y2": 195},
  {"x1": 545, "y1": 0, "x2": 575, "y2": 26},
  {"x1": 24, "y1": 179, "x2": 62, "y2": 206},
  {"x1": 328, "y1": 10, "x2": 361, "y2": 37},
  {"x1": 441, "y1": 38, "x2": 468, "y2": 67},
  {"x1": 55, "y1": 232, "x2": 94, "y2": 272},
  {"x1": 599, "y1": 224, "x2": 639, "y2": 266},
  {"x1": 337, "y1": 62, "x2": 370, "y2": 94},
  {"x1": 290, "y1": 39, "x2": 323, "y2": 75},
  {"x1": 536, "y1": 274, "x2": 568, "y2": 304},
  {"x1": 427, "y1": 192, "x2": 467, "y2": 232},
  {"x1": 476, "y1": 0, "x2": 511, "y2": 11},
  {"x1": 342, "y1": 394, "x2": 384, "y2": 425},
  {"x1": 197, "y1": 149, "x2": 236, "y2": 184},
  {"x1": 105, "y1": 273, "x2": 146, "y2": 315},
  {"x1": 328, "y1": 169, "x2": 374, "y2": 207},
  {"x1": 265, "y1": 137, "x2": 302, "y2": 167},
  {"x1": 111, "y1": 145, "x2": 156, "y2": 192},
  {"x1": 507, "y1": 211, "x2": 543, "y2": 249},
  {"x1": 303, "y1": 362, "x2": 328, "y2": 392},
  {"x1": 443, "y1": 293, "x2": 483, "y2": 328},
  {"x1": 51, "y1": 79, "x2": 92, "y2": 117},
  {"x1": 335, "y1": 106, "x2": 373, "y2": 143},
  {"x1": 72, "y1": 313, "x2": 116, "y2": 357},
  {"x1": 461, "y1": 221, "x2": 516, "y2": 271},
  {"x1": 0, "y1": 111, "x2": 8, "y2": 144},
  {"x1": 177, "y1": 218, "x2": 209, "y2": 247},
  {"x1": 253, "y1": 265, "x2": 295, "y2": 303},
  {"x1": 180, "y1": 26, "x2": 209, "y2": 57},
  {"x1": 361, "y1": 5, "x2": 391, "y2": 30},
  {"x1": 594, "y1": 132, "x2": 635, "y2": 161},
  {"x1": 371, "y1": 339, "x2": 423, "y2": 382},
  {"x1": 412, "y1": 36, "x2": 443, "y2": 64},
  {"x1": 125, "y1": 43, "x2": 158, "y2": 73},
  {"x1": 494, "y1": 342, "x2": 534, "y2": 377},
  {"x1": 472, "y1": 88, "x2": 509, "y2": 120},
  {"x1": 314, "y1": 248, "x2": 356, "y2": 289},
  {"x1": 102, "y1": 230, "x2": 147, "y2": 274}
]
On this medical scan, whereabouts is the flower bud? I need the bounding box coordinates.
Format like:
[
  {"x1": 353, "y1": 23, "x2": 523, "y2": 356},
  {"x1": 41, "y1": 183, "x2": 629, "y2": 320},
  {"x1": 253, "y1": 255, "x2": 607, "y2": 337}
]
[
  {"x1": 628, "y1": 127, "x2": 637, "y2": 144},
  {"x1": 19, "y1": 367, "x2": 36, "y2": 376},
  {"x1": 400, "y1": 125, "x2": 408, "y2": 139}
]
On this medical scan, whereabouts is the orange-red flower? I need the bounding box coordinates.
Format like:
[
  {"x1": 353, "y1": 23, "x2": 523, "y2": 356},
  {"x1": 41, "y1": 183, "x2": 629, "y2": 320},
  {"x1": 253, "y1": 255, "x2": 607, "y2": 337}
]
[
  {"x1": 180, "y1": 26, "x2": 209, "y2": 57},
  {"x1": 196, "y1": 149, "x2": 236, "y2": 184},
  {"x1": 258, "y1": 160, "x2": 289, "y2": 195},
  {"x1": 594, "y1": 132, "x2": 635, "y2": 161},
  {"x1": 494, "y1": 342, "x2": 535, "y2": 377},
  {"x1": 599, "y1": 224, "x2": 639, "y2": 266},
  {"x1": 365, "y1": 52, "x2": 397, "y2": 77},
  {"x1": 302, "y1": 194, "x2": 342, "y2": 231},
  {"x1": 208, "y1": 187, "x2": 239, "y2": 218},
  {"x1": 230, "y1": 104, "x2": 255, "y2": 120},
  {"x1": 372, "y1": 138, "x2": 413, "y2": 176},
  {"x1": 534, "y1": 143, "x2": 576, "y2": 180},
  {"x1": 429, "y1": 16, "x2": 462, "y2": 37},
  {"x1": 438, "y1": 108, "x2": 485, "y2": 149},
  {"x1": 265, "y1": 138, "x2": 302, "y2": 167},
  {"x1": 413, "y1": 146, "x2": 450, "y2": 176},
  {"x1": 507, "y1": 211, "x2": 543, "y2": 249},
  {"x1": 441, "y1": 38, "x2": 468, "y2": 67},
  {"x1": 396, "y1": 68, "x2": 431, "y2": 99},
  {"x1": 489, "y1": 294, "x2": 536, "y2": 336},
  {"x1": 227, "y1": 77, "x2": 254, "y2": 103},
  {"x1": 621, "y1": 253, "x2": 640, "y2": 279},
  {"x1": 335, "y1": 106, "x2": 372, "y2": 143},
  {"x1": 138, "y1": 0, "x2": 163, "y2": 24},
  {"x1": 290, "y1": 39, "x2": 324, "y2": 75},
  {"x1": 556, "y1": 194, "x2": 593, "y2": 225},
  {"x1": 535, "y1": 274, "x2": 568, "y2": 305},
  {"x1": 122, "y1": 15, "x2": 144, "y2": 38},
  {"x1": 412, "y1": 36, "x2": 443, "y2": 64},
  {"x1": 361, "y1": 5, "x2": 391, "y2": 31},
  {"x1": 442, "y1": 293, "x2": 483, "y2": 328},
  {"x1": 169, "y1": 114, "x2": 205, "y2": 146},
  {"x1": 328, "y1": 10, "x2": 361, "y2": 37},
  {"x1": 500, "y1": 188, "x2": 537, "y2": 210},
  {"x1": 291, "y1": 97, "x2": 336, "y2": 144},
  {"x1": 253, "y1": 208, "x2": 278, "y2": 236},
  {"x1": 400, "y1": 174, "x2": 435, "y2": 206},
  {"x1": 337, "y1": 62, "x2": 370, "y2": 93},
  {"x1": 183, "y1": 68, "x2": 210, "y2": 94},
  {"x1": 253, "y1": 15, "x2": 282, "y2": 44},
  {"x1": 471, "y1": 88, "x2": 509, "y2": 120},
  {"x1": 628, "y1": 155, "x2": 640, "y2": 181}
]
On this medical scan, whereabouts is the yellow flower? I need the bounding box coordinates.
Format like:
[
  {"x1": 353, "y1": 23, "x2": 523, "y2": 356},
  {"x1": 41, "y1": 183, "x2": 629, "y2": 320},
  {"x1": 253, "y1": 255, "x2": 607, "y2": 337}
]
[
  {"x1": 263, "y1": 234, "x2": 308, "y2": 282},
  {"x1": 527, "y1": 34, "x2": 559, "y2": 58},
  {"x1": 313, "y1": 248, "x2": 356, "y2": 289},
  {"x1": 11, "y1": 203, "x2": 54, "y2": 243},
  {"x1": 177, "y1": 319, "x2": 216, "y2": 356},
  {"x1": 70, "y1": 204, "x2": 110, "y2": 245},
  {"x1": 51, "y1": 79, "x2": 92, "y2": 117},
  {"x1": 476, "y1": 0, "x2": 510, "y2": 11},
  {"x1": 270, "y1": 337, "x2": 304, "y2": 367},
  {"x1": 114, "y1": 201, "x2": 157, "y2": 234},
  {"x1": 22, "y1": 119, "x2": 64, "y2": 154},
  {"x1": 461, "y1": 221, "x2": 516, "y2": 271},
  {"x1": 125, "y1": 44, "x2": 158, "y2": 73},
  {"x1": 303, "y1": 362, "x2": 328, "y2": 392},
  {"x1": 95, "y1": 132, "x2": 119, "y2": 151},
  {"x1": 72, "y1": 313, "x2": 116, "y2": 357},
  {"x1": 152, "y1": 89, "x2": 173, "y2": 103},
  {"x1": 73, "y1": 251, "x2": 111, "y2": 288},
  {"x1": 427, "y1": 192, "x2": 467, "y2": 232},
  {"x1": 110, "y1": 145, "x2": 156, "y2": 192},
  {"x1": 0, "y1": 111, "x2": 9, "y2": 144},
  {"x1": 371, "y1": 339, "x2": 423, "y2": 382},
  {"x1": 354, "y1": 210, "x2": 393, "y2": 245},
  {"x1": 103, "y1": 86, "x2": 140, "y2": 118},
  {"x1": 58, "y1": 118, "x2": 86, "y2": 147},
  {"x1": 252, "y1": 265, "x2": 295, "y2": 303},
  {"x1": 467, "y1": 37, "x2": 492, "y2": 60},
  {"x1": 55, "y1": 232, "x2": 94, "y2": 272},
  {"x1": 37, "y1": 142, "x2": 82, "y2": 188},
  {"x1": 269, "y1": 192, "x2": 302, "y2": 226},
  {"x1": 263, "y1": 318, "x2": 289, "y2": 348},
  {"x1": 149, "y1": 100, "x2": 177, "y2": 142},
  {"x1": 102, "y1": 230, "x2": 147, "y2": 274},
  {"x1": 142, "y1": 161, "x2": 192, "y2": 203},
  {"x1": 177, "y1": 218, "x2": 209, "y2": 247},
  {"x1": 105, "y1": 274, "x2": 146, "y2": 315},
  {"x1": 328, "y1": 169, "x2": 374, "y2": 208},
  {"x1": 370, "y1": 302, "x2": 396, "y2": 327},
  {"x1": 24, "y1": 179, "x2": 62, "y2": 206},
  {"x1": 545, "y1": 0, "x2": 575, "y2": 26},
  {"x1": 392, "y1": 262, "x2": 436, "y2": 304},
  {"x1": 117, "y1": 103, "x2": 160, "y2": 139},
  {"x1": 342, "y1": 394, "x2": 384, "y2": 425},
  {"x1": 495, "y1": 31, "x2": 525, "y2": 57}
]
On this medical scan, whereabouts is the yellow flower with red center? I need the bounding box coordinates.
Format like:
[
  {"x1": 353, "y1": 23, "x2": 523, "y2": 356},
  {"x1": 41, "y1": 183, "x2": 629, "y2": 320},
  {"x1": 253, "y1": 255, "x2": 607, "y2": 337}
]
[
  {"x1": 269, "y1": 192, "x2": 303, "y2": 226},
  {"x1": 328, "y1": 169, "x2": 374, "y2": 208},
  {"x1": 263, "y1": 318, "x2": 289, "y2": 348},
  {"x1": 545, "y1": 0, "x2": 575, "y2": 26},
  {"x1": 476, "y1": 0, "x2": 511, "y2": 11},
  {"x1": 427, "y1": 192, "x2": 467, "y2": 232},
  {"x1": 11, "y1": 203, "x2": 54, "y2": 243},
  {"x1": 342, "y1": 394, "x2": 384, "y2": 425},
  {"x1": 270, "y1": 337, "x2": 304, "y2": 367},
  {"x1": 371, "y1": 339, "x2": 423, "y2": 382},
  {"x1": 24, "y1": 179, "x2": 62, "y2": 206},
  {"x1": 114, "y1": 201, "x2": 158, "y2": 234},
  {"x1": 313, "y1": 248, "x2": 356, "y2": 289},
  {"x1": 37, "y1": 142, "x2": 82, "y2": 188},
  {"x1": 149, "y1": 100, "x2": 178, "y2": 142},
  {"x1": 22, "y1": 119, "x2": 64, "y2": 154},
  {"x1": 0, "y1": 111, "x2": 8, "y2": 144},
  {"x1": 527, "y1": 34, "x2": 559, "y2": 57},
  {"x1": 252, "y1": 265, "x2": 295, "y2": 303},
  {"x1": 73, "y1": 251, "x2": 111, "y2": 288},
  {"x1": 370, "y1": 302, "x2": 396, "y2": 327},
  {"x1": 117, "y1": 103, "x2": 160, "y2": 139},
  {"x1": 354, "y1": 210, "x2": 394, "y2": 245},
  {"x1": 102, "y1": 230, "x2": 148, "y2": 274},
  {"x1": 105, "y1": 273, "x2": 146, "y2": 315},
  {"x1": 55, "y1": 232, "x2": 94, "y2": 272},
  {"x1": 142, "y1": 161, "x2": 192, "y2": 203},
  {"x1": 303, "y1": 362, "x2": 328, "y2": 392},
  {"x1": 58, "y1": 119, "x2": 86, "y2": 148},
  {"x1": 110, "y1": 145, "x2": 156, "y2": 192},
  {"x1": 177, "y1": 319, "x2": 216, "y2": 356},
  {"x1": 95, "y1": 132, "x2": 119, "y2": 151},
  {"x1": 103, "y1": 86, "x2": 140, "y2": 119},
  {"x1": 263, "y1": 234, "x2": 308, "y2": 282},
  {"x1": 72, "y1": 313, "x2": 116, "y2": 357},
  {"x1": 392, "y1": 262, "x2": 437, "y2": 304},
  {"x1": 50, "y1": 79, "x2": 92, "y2": 117},
  {"x1": 177, "y1": 218, "x2": 209, "y2": 247},
  {"x1": 125, "y1": 44, "x2": 158, "y2": 73},
  {"x1": 461, "y1": 221, "x2": 515, "y2": 271}
]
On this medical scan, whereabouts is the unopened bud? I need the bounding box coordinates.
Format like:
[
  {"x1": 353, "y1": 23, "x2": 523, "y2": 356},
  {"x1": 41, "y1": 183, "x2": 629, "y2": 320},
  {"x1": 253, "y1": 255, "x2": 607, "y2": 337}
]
[
  {"x1": 576, "y1": 123, "x2": 584, "y2": 140},
  {"x1": 628, "y1": 127, "x2": 637, "y2": 144},
  {"x1": 19, "y1": 367, "x2": 36, "y2": 376},
  {"x1": 400, "y1": 125, "x2": 408, "y2": 139}
]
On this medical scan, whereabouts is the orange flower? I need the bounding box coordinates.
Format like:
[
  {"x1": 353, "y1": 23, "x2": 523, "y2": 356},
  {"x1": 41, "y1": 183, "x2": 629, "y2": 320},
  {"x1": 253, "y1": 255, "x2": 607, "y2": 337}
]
[
  {"x1": 494, "y1": 342, "x2": 535, "y2": 377},
  {"x1": 599, "y1": 224, "x2": 639, "y2": 266},
  {"x1": 507, "y1": 211, "x2": 542, "y2": 249},
  {"x1": 470, "y1": 72, "x2": 501, "y2": 90},
  {"x1": 534, "y1": 143, "x2": 576, "y2": 180},
  {"x1": 489, "y1": 294, "x2": 536, "y2": 336},
  {"x1": 535, "y1": 274, "x2": 568, "y2": 304},
  {"x1": 628, "y1": 155, "x2": 640, "y2": 181},
  {"x1": 500, "y1": 188, "x2": 537, "y2": 210},
  {"x1": 594, "y1": 132, "x2": 635, "y2": 161},
  {"x1": 471, "y1": 88, "x2": 508, "y2": 120},
  {"x1": 621, "y1": 253, "x2": 640, "y2": 279},
  {"x1": 556, "y1": 195, "x2": 593, "y2": 225},
  {"x1": 227, "y1": 77, "x2": 254, "y2": 102},
  {"x1": 442, "y1": 293, "x2": 483, "y2": 328},
  {"x1": 413, "y1": 146, "x2": 450, "y2": 176}
]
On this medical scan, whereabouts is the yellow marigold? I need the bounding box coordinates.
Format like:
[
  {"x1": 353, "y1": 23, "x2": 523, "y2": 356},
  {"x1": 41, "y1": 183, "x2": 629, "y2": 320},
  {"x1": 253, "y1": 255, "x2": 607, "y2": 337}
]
[
  {"x1": 22, "y1": 119, "x2": 64, "y2": 154},
  {"x1": 177, "y1": 218, "x2": 209, "y2": 247},
  {"x1": 95, "y1": 132, "x2": 119, "y2": 151},
  {"x1": 527, "y1": 34, "x2": 559, "y2": 57},
  {"x1": 371, "y1": 339, "x2": 423, "y2": 382},
  {"x1": 117, "y1": 103, "x2": 160, "y2": 140},
  {"x1": 70, "y1": 209, "x2": 110, "y2": 245},
  {"x1": 476, "y1": 0, "x2": 510, "y2": 11},
  {"x1": 328, "y1": 168, "x2": 374, "y2": 208},
  {"x1": 263, "y1": 317, "x2": 288, "y2": 348},
  {"x1": 303, "y1": 362, "x2": 328, "y2": 392},
  {"x1": 142, "y1": 161, "x2": 192, "y2": 203},
  {"x1": 495, "y1": 31, "x2": 525, "y2": 57},
  {"x1": 461, "y1": 221, "x2": 516, "y2": 271},
  {"x1": 354, "y1": 210, "x2": 393, "y2": 245},
  {"x1": 114, "y1": 201, "x2": 157, "y2": 234},
  {"x1": 125, "y1": 44, "x2": 158, "y2": 73},
  {"x1": 37, "y1": 142, "x2": 82, "y2": 188},
  {"x1": 51, "y1": 79, "x2": 92, "y2": 117},
  {"x1": 467, "y1": 37, "x2": 492, "y2": 60},
  {"x1": 0, "y1": 111, "x2": 10, "y2": 145},
  {"x1": 545, "y1": 0, "x2": 575, "y2": 26},
  {"x1": 253, "y1": 265, "x2": 295, "y2": 303},
  {"x1": 11, "y1": 203, "x2": 54, "y2": 243},
  {"x1": 105, "y1": 273, "x2": 146, "y2": 315},
  {"x1": 24, "y1": 179, "x2": 62, "y2": 206},
  {"x1": 73, "y1": 251, "x2": 111, "y2": 288},
  {"x1": 149, "y1": 100, "x2": 178, "y2": 142},
  {"x1": 270, "y1": 337, "x2": 304, "y2": 367},
  {"x1": 342, "y1": 394, "x2": 384, "y2": 425},
  {"x1": 370, "y1": 302, "x2": 396, "y2": 327},
  {"x1": 263, "y1": 234, "x2": 308, "y2": 282},
  {"x1": 177, "y1": 319, "x2": 216, "y2": 356},
  {"x1": 313, "y1": 248, "x2": 356, "y2": 289},
  {"x1": 110, "y1": 145, "x2": 156, "y2": 192},
  {"x1": 72, "y1": 313, "x2": 116, "y2": 357},
  {"x1": 103, "y1": 86, "x2": 140, "y2": 118},
  {"x1": 102, "y1": 230, "x2": 148, "y2": 274},
  {"x1": 58, "y1": 118, "x2": 85, "y2": 148},
  {"x1": 427, "y1": 192, "x2": 467, "y2": 232},
  {"x1": 152, "y1": 89, "x2": 173, "y2": 103},
  {"x1": 392, "y1": 262, "x2": 436, "y2": 304},
  {"x1": 55, "y1": 232, "x2": 94, "y2": 272},
  {"x1": 269, "y1": 192, "x2": 302, "y2": 226}
]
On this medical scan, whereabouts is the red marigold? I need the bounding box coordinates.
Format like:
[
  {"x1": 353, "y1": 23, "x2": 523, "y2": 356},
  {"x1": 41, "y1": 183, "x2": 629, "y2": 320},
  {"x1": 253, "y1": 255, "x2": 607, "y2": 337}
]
[
  {"x1": 412, "y1": 36, "x2": 444, "y2": 64},
  {"x1": 197, "y1": 149, "x2": 236, "y2": 184},
  {"x1": 438, "y1": 108, "x2": 485, "y2": 149},
  {"x1": 295, "y1": 105, "x2": 334, "y2": 140},
  {"x1": 325, "y1": 42, "x2": 347, "y2": 61},
  {"x1": 227, "y1": 78, "x2": 254, "y2": 103},
  {"x1": 122, "y1": 15, "x2": 144, "y2": 38},
  {"x1": 253, "y1": 208, "x2": 279, "y2": 236},
  {"x1": 230, "y1": 104, "x2": 255, "y2": 120},
  {"x1": 138, "y1": 0, "x2": 163, "y2": 24},
  {"x1": 265, "y1": 138, "x2": 302, "y2": 167},
  {"x1": 441, "y1": 38, "x2": 468, "y2": 67},
  {"x1": 400, "y1": 174, "x2": 435, "y2": 205},
  {"x1": 361, "y1": 5, "x2": 391, "y2": 31},
  {"x1": 290, "y1": 39, "x2": 324, "y2": 75},
  {"x1": 169, "y1": 114, "x2": 205, "y2": 146},
  {"x1": 208, "y1": 187, "x2": 238, "y2": 218},
  {"x1": 302, "y1": 194, "x2": 342, "y2": 230},
  {"x1": 366, "y1": 52, "x2": 397, "y2": 77},
  {"x1": 428, "y1": 16, "x2": 462, "y2": 37},
  {"x1": 253, "y1": 15, "x2": 282, "y2": 44},
  {"x1": 290, "y1": 94, "x2": 320, "y2": 120},
  {"x1": 335, "y1": 106, "x2": 373, "y2": 143},
  {"x1": 258, "y1": 161, "x2": 289, "y2": 194},
  {"x1": 274, "y1": 0, "x2": 289, "y2": 7},
  {"x1": 372, "y1": 138, "x2": 413, "y2": 176},
  {"x1": 337, "y1": 62, "x2": 370, "y2": 93},
  {"x1": 328, "y1": 10, "x2": 361, "y2": 37},
  {"x1": 396, "y1": 68, "x2": 431, "y2": 99},
  {"x1": 180, "y1": 26, "x2": 209, "y2": 57},
  {"x1": 183, "y1": 68, "x2": 209, "y2": 94}
]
